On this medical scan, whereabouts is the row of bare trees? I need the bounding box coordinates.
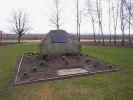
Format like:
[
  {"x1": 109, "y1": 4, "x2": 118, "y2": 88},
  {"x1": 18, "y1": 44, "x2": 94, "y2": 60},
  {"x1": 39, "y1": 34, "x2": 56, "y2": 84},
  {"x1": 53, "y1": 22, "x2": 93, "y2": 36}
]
[
  {"x1": 8, "y1": 0, "x2": 133, "y2": 45},
  {"x1": 84, "y1": 0, "x2": 133, "y2": 46}
]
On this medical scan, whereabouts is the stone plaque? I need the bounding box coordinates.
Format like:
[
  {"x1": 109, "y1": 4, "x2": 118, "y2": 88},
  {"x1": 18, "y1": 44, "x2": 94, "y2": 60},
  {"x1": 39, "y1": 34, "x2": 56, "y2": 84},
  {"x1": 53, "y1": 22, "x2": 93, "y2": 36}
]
[{"x1": 57, "y1": 68, "x2": 88, "y2": 76}]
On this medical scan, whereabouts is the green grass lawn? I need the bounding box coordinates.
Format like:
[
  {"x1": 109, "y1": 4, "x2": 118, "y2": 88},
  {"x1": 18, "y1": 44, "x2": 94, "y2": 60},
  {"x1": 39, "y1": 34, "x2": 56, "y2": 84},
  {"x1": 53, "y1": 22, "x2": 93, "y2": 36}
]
[{"x1": 0, "y1": 43, "x2": 133, "y2": 100}]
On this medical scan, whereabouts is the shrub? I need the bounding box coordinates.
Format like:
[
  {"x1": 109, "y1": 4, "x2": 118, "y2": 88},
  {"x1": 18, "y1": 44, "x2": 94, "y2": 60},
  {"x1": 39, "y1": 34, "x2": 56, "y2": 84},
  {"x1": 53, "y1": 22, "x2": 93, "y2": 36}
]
[
  {"x1": 32, "y1": 66, "x2": 37, "y2": 72},
  {"x1": 107, "y1": 65, "x2": 113, "y2": 69},
  {"x1": 42, "y1": 55, "x2": 48, "y2": 60},
  {"x1": 86, "y1": 54, "x2": 89, "y2": 56},
  {"x1": 61, "y1": 56, "x2": 67, "y2": 60},
  {"x1": 23, "y1": 72, "x2": 28, "y2": 76}
]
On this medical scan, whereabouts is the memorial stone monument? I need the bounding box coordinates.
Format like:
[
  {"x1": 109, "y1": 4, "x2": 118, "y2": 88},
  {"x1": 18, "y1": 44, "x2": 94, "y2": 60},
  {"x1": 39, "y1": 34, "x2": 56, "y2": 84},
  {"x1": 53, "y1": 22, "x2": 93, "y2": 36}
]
[{"x1": 40, "y1": 30, "x2": 80, "y2": 56}]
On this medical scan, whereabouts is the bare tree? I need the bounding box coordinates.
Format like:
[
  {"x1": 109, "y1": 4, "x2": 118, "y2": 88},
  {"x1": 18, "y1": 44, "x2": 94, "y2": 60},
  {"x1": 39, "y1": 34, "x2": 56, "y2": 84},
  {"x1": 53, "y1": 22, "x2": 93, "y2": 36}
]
[
  {"x1": 78, "y1": 10, "x2": 82, "y2": 41},
  {"x1": 76, "y1": 0, "x2": 80, "y2": 41},
  {"x1": 123, "y1": 0, "x2": 133, "y2": 44},
  {"x1": 108, "y1": 0, "x2": 112, "y2": 44},
  {"x1": 128, "y1": 0, "x2": 132, "y2": 44},
  {"x1": 85, "y1": 0, "x2": 97, "y2": 44},
  {"x1": 120, "y1": 0, "x2": 126, "y2": 46},
  {"x1": 50, "y1": 0, "x2": 62, "y2": 30},
  {"x1": 96, "y1": 0, "x2": 104, "y2": 45},
  {"x1": 112, "y1": 1, "x2": 120, "y2": 45},
  {"x1": 91, "y1": 15, "x2": 96, "y2": 43},
  {"x1": 10, "y1": 10, "x2": 30, "y2": 43}
]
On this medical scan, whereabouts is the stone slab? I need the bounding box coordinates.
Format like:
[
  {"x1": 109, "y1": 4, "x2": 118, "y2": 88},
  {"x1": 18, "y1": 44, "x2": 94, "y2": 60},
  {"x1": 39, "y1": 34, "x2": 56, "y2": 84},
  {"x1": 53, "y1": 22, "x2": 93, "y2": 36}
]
[{"x1": 57, "y1": 68, "x2": 88, "y2": 76}]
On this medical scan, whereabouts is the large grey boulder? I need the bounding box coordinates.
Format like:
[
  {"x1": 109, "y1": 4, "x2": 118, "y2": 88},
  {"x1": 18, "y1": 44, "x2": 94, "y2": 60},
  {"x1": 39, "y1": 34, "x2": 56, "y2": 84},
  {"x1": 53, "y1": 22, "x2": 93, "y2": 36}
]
[{"x1": 40, "y1": 30, "x2": 80, "y2": 56}]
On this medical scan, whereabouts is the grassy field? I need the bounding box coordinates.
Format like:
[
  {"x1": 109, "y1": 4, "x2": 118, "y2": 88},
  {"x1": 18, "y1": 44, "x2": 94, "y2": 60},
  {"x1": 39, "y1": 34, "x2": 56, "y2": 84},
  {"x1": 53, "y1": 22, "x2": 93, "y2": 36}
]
[{"x1": 0, "y1": 43, "x2": 133, "y2": 100}]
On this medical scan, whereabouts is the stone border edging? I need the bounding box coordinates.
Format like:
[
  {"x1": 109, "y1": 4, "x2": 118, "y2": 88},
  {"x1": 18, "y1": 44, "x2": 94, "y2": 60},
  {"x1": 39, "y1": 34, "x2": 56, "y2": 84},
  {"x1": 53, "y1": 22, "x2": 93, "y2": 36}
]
[
  {"x1": 14, "y1": 66, "x2": 120, "y2": 86},
  {"x1": 14, "y1": 55, "x2": 24, "y2": 83},
  {"x1": 13, "y1": 53, "x2": 120, "y2": 86}
]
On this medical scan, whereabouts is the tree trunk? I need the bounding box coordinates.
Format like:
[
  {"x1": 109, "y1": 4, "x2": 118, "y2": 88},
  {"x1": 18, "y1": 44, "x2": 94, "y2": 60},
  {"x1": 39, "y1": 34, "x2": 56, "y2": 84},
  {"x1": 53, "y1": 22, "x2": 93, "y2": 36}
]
[
  {"x1": 100, "y1": 21, "x2": 105, "y2": 46},
  {"x1": 114, "y1": 33, "x2": 116, "y2": 46},
  {"x1": 92, "y1": 21, "x2": 96, "y2": 44},
  {"x1": 109, "y1": 34, "x2": 111, "y2": 45},
  {"x1": 77, "y1": 0, "x2": 79, "y2": 40},
  {"x1": 18, "y1": 36, "x2": 21, "y2": 44},
  {"x1": 108, "y1": 0, "x2": 111, "y2": 45},
  {"x1": 120, "y1": 0, "x2": 125, "y2": 46},
  {"x1": 129, "y1": 0, "x2": 131, "y2": 45}
]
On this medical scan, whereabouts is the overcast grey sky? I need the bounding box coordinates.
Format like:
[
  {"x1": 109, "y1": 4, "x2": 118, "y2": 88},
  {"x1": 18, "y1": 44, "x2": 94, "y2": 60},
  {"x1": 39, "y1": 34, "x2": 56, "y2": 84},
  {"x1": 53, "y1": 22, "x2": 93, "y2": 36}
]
[{"x1": 0, "y1": 0, "x2": 120, "y2": 34}]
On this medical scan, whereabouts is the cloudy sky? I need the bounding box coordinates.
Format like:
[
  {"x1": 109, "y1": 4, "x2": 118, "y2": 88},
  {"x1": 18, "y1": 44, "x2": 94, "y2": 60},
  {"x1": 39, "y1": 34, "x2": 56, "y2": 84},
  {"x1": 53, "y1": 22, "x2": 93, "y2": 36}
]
[{"x1": 0, "y1": 0, "x2": 118, "y2": 34}]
